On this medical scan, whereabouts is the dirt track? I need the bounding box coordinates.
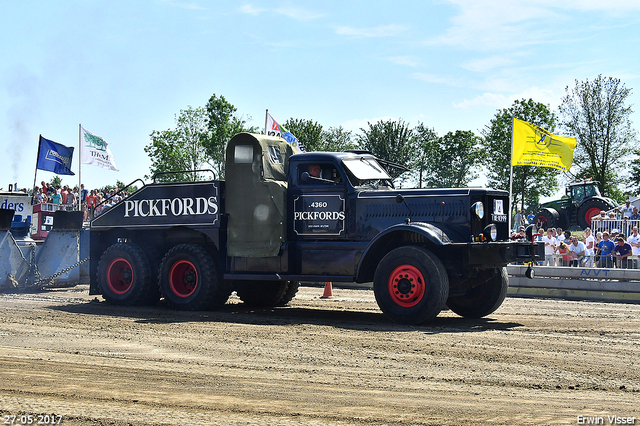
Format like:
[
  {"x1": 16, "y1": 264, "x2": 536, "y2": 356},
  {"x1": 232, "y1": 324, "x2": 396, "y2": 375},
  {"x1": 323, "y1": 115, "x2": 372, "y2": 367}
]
[{"x1": 0, "y1": 285, "x2": 638, "y2": 426}]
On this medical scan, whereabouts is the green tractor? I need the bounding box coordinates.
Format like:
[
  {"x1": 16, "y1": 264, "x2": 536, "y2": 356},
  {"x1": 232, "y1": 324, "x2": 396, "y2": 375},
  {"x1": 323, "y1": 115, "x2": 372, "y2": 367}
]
[{"x1": 533, "y1": 180, "x2": 617, "y2": 231}]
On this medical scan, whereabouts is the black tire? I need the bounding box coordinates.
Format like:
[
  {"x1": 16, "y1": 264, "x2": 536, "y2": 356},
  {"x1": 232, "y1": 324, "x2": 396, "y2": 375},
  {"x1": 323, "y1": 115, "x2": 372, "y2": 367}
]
[
  {"x1": 373, "y1": 246, "x2": 449, "y2": 325},
  {"x1": 577, "y1": 198, "x2": 612, "y2": 229},
  {"x1": 158, "y1": 244, "x2": 231, "y2": 311},
  {"x1": 446, "y1": 267, "x2": 508, "y2": 318},
  {"x1": 97, "y1": 243, "x2": 155, "y2": 305},
  {"x1": 275, "y1": 281, "x2": 300, "y2": 306},
  {"x1": 234, "y1": 281, "x2": 289, "y2": 307},
  {"x1": 534, "y1": 208, "x2": 559, "y2": 231}
]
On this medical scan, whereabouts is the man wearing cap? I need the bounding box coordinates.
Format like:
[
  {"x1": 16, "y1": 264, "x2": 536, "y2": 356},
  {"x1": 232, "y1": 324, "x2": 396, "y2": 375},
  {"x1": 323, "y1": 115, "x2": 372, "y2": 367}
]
[
  {"x1": 597, "y1": 231, "x2": 615, "y2": 268},
  {"x1": 542, "y1": 228, "x2": 557, "y2": 266},
  {"x1": 613, "y1": 236, "x2": 633, "y2": 269},
  {"x1": 568, "y1": 236, "x2": 586, "y2": 267}
]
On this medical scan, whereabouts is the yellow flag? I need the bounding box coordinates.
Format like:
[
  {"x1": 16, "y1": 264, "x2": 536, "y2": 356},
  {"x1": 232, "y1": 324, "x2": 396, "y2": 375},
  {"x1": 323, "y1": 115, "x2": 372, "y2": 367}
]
[{"x1": 511, "y1": 118, "x2": 576, "y2": 171}]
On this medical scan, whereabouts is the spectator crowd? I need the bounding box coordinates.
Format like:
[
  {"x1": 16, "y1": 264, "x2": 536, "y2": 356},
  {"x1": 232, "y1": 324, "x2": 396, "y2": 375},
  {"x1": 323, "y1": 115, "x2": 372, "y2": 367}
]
[{"x1": 31, "y1": 180, "x2": 128, "y2": 221}]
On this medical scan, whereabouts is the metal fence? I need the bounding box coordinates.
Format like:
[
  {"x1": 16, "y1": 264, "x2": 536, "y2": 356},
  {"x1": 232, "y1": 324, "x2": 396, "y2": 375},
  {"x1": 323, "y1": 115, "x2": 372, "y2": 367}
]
[{"x1": 591, "y1": 218, "x2": 640, "y2": 236}]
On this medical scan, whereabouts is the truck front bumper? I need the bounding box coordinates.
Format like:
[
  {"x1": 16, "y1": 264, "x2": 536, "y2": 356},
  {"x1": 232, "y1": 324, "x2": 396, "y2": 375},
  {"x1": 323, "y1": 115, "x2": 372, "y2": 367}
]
[{"x1": 466, "y1": 241, "x2": 543, "y2": 267}]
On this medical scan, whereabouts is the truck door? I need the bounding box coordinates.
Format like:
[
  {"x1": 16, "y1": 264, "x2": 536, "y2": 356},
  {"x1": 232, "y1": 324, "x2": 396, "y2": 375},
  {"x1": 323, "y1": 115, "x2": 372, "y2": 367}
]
[
  {"x1": 289, "y1": 161, "x2": 357, "y2": 276},
  {"x1": 291, "y1": 162, "x2": 347, "y2": 238}
]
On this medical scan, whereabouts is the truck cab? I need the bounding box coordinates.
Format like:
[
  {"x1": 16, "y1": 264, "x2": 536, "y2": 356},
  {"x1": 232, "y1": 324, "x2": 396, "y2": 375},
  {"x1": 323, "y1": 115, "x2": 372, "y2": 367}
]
[{"x1": 90, "y1": 133, "x2": 541, "y2": 325}]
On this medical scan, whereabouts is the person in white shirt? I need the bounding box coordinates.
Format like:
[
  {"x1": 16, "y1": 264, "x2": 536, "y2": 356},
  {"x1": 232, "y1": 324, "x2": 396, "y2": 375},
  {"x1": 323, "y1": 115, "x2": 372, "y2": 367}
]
[
  {"x1": 568, "y1": 236, "x2": 586, "y2": 267},
  {"x1": 620, "y1": 200, "x2": 634, "y2": 219},
  {"x1": 556, "y1": 227, "x2": 565, "y2": 243},
  {"x1": 627, "y1": 226, "x2": 640, "y2": 269},
  {"x1": 583, "y1": 228, "x2": 595, "y2": 267},
  {"x1": 542, "y1": 229, "x2": 557, "y2": 266}
]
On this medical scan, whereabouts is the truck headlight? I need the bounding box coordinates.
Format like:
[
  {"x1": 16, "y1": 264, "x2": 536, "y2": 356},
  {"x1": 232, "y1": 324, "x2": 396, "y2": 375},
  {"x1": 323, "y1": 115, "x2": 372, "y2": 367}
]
[
  {"x1": 471, "y1": 201, "x2": 484, "y2": 219},
  {"x1": 483, "y1": 224, "x2": 497, "y2": 241}
]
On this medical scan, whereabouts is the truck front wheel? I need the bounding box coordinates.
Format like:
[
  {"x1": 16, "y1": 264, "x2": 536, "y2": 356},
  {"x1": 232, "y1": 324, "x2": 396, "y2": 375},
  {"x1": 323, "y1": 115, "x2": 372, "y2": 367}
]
[
  {"x1": 97, "y1": 243, "x2": 155, "y2": 305},
  {"x1": 158, "y1": 244, "x2": 231, "y2": 310},
  {"x1": 446, "y1": 267, "x2": 508, "y2": 318},
  {"x1": 373, "y1": 246, "x2": 448, "y2": 325}
]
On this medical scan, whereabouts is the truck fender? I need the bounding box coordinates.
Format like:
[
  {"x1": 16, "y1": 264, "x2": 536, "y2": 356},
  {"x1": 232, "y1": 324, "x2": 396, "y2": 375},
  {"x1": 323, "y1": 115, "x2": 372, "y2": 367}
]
[{"x1": 355, "y1": 222, "x2": 452, "y2": 283}]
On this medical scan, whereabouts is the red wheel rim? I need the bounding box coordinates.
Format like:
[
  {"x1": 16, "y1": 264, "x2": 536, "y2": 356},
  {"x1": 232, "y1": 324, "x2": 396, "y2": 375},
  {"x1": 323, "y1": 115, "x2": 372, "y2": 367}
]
[
  {"x1": 106, "y1": 258, "x2": 133, "y2": 295},
  {"x1": 584, "y1": 207, "x2": 601, "y2": 227},
  {"x1": 169, "y1": 260, "x2": 198, "y2": 298},
  {"x1": 387, "y1": 264, "x2": 426, "y2": 308}
]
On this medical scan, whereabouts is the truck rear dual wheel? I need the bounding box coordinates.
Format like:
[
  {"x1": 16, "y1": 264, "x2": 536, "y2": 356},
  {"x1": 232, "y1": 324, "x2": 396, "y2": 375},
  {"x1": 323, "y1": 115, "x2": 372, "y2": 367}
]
[
  {"x1": 446, "y1": 267, "x2": 508, "y2": 318},
  {"x1": 373, "y1": 246, "x2": 449, "y2": 325},
  {"x1": 158, "y1": 243, "x2": 232, "y2": 311},
  {"x1": 275, "y1": 281, "x2": 300, "y2": 306},
  {"x1": 234, "y1": 281, "x2": 292, "y2": 307},
  {"x1": 97, "y1": 243, "x2": 159, "y2": 306}
]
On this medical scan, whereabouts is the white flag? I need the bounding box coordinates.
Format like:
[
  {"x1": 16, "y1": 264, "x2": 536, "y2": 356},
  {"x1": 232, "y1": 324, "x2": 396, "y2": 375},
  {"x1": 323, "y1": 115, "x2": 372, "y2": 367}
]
[
  {"x1": 80, "y1": 126, "x2": 118, "y2": 171},
  {"x1": 264, "y1": 112, "x2": 304, "y2": 153}
]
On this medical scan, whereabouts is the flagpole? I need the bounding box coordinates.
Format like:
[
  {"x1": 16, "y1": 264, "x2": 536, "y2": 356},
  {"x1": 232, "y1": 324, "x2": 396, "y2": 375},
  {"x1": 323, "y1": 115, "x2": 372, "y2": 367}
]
[
  {"x1": 31, "y1": 135, "x2": 42, "y2": 205},
  {"x1": 509, "y1": 117, "x2": 515, "y2": 232},
  {"x1": 78, "y1": 124, "x2": 82, "y2": 204},
  {"x1": 264, "y1": 109, "x2": 268, "y2": 135}
]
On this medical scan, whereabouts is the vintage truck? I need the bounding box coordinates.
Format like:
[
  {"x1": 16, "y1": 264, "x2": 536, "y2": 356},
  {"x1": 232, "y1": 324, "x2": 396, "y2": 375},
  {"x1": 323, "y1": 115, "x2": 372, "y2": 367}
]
[{"x1": 89, "y1": 133, "x2": 540, "y2": 324}]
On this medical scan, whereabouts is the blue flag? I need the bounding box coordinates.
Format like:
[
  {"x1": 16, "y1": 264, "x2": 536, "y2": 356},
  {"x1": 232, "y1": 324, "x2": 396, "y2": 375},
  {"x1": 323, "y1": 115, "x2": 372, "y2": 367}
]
[{"x1": 37, "y1": 135, "x2": 75, "y2": 175}]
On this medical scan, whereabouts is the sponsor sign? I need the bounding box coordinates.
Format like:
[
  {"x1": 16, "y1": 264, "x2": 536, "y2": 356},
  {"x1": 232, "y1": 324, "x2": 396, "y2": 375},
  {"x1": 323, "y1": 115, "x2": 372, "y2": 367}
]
[
  {"x1": 91, "y1": 182, "x2": 220, "y2": 229},
  {"x1": 293, "y1": 194, "x2": 345, "y2": 236}
]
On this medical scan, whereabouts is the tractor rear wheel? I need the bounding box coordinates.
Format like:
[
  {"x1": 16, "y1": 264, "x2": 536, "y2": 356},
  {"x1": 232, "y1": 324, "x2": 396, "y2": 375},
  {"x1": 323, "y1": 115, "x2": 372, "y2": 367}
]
[
  {"x1": 578, "y1": 199, "x2": 612, "y2": 229},
  {"x1": 534, "y1": 208, "x2": 559, "y2": 231}
]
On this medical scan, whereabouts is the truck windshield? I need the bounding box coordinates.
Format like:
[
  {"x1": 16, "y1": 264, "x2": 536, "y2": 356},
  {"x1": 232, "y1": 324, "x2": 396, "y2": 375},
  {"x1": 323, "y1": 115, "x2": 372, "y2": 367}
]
[{"x1": 342, "y1": 157, "x2": 391, "y2": 180}]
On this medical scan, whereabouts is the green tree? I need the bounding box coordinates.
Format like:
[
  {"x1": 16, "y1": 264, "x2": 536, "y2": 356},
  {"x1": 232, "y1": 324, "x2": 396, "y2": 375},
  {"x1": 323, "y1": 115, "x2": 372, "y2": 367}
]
[
  {"x1": 49, "y1": 176, "x2": 63, "y2": 189},
  {"x1": 321, "y1": 126, "x2": 357, "y2": 152},
  {"x1": 283, "y1": 118, "x2": 323, "y2": 151},
  {"x1": 430, "y1": 130, "x2": 481, "y2": 188},
  {"x1": 358, "y1": 119, "x2": 416, "y2": 181},
  {"x1": 144, "y1": 106, "x2": 210, "y2": 182},
  {"x1": 413, "y1": 123, "x2": 439, "y2": 188},
  {"x1": 559, "y1": 75, "x2": 638, "y2": 196},
  {"x1": 480, "y1": 98, "x2": 560, "y2": 212},
  {"x1": 205, "y1": 94, "x2": 257, "y2": 179}
]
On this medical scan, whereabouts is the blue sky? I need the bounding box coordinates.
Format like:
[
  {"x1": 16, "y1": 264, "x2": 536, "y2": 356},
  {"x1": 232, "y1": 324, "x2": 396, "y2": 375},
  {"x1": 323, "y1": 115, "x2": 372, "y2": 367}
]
[{"x1": 2, "y1": 0, "x2": 639, "y2": 191}]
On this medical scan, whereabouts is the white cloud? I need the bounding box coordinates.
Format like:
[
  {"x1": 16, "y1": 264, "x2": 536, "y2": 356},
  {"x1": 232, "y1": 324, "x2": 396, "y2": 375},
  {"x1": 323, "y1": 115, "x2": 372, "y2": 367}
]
[
  {"x1": 238, "y1": 4, "x2": 265, "y2": 15},
  {"x1": 461, "y1": 55, "x2": 517, "y2": 73},
  {"x1": 411, "y1": 72, "x2": 468, "y2": 88},
  {"x1": 275, "y1": 5, "x2": 324, "y2": 21},
  {"x1": 239, "y1": 4, "x2": 322, "y2": 20},
  {"x1": 335, "y1": 24, "x2": 408, "y2": 38},
  {"x1": 386, "y1": 56, "x2": 418, "y2": 67},
  {"x1": 340, "y1": 116, "x2": 396, "y2": 133},
  {"x1": 452, "y1": 92, "x2": 508, "y2": 109},
  {"x1": 165, "y1": 1, "x2": 205, "y2": 10},
  {"x1": 452, "y1": 86, "x2": 559, "y2": 109}
]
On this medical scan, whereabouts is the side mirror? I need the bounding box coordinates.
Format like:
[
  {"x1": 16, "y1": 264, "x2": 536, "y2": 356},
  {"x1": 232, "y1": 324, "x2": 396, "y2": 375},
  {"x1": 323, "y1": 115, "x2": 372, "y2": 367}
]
[
  {"x1": 395, "y1": 194, "x2": 404, "y2": 204},
  {"x1": 301, "y1": 171, "x2": 310, "y2": 182}
]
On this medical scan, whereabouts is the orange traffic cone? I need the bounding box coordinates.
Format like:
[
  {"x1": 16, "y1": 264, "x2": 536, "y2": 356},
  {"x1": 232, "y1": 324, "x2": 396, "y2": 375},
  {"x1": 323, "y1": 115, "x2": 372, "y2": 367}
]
[{"x1": 320, "y1": 282, "x2": 333, "y2": 299}]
